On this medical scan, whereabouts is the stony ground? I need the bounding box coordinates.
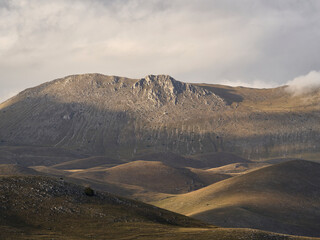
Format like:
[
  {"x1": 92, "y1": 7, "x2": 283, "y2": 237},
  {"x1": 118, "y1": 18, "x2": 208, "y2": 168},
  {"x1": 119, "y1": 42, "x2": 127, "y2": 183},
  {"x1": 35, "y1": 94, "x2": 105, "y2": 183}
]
[{"x1": 0, "y1": 175, "x2": 318, "y2": 240}]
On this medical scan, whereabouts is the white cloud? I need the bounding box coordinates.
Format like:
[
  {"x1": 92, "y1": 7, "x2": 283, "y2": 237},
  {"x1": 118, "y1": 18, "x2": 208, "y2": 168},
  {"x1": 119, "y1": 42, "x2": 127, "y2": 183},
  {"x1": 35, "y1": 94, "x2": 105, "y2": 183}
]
[
  {"x1": 213, "y1": 79, "x2": 277, "y2": 89},
  {"x1": 286, "y1": 71, "x2": 320, "y2": 95}
]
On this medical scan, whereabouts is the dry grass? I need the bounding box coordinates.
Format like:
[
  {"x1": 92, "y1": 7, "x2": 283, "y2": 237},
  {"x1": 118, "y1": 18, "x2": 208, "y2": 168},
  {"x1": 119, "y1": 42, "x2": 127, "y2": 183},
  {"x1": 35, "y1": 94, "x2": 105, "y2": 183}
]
[
  {"x1": 153, "y1": 160, "x2": 320, "y2": 237},
  {"x1": 0, "y1": 175, "x2": 317, "y2": 240}
]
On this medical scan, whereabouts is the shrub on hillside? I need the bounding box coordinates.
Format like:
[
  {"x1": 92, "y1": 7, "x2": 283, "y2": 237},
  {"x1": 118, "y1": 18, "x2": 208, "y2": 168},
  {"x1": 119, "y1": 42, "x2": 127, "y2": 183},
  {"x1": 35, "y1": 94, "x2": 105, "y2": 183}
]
[{"x1": 84, "y1": 186, "x2": 94, "y2": 196}]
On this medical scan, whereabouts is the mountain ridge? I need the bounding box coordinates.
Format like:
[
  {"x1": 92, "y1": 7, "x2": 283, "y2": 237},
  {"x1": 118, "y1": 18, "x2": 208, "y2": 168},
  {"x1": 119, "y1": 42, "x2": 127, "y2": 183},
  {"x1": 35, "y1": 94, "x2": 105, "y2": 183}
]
[{"x1": 0, "y1": 73, "x2": 319, "y2": 160}]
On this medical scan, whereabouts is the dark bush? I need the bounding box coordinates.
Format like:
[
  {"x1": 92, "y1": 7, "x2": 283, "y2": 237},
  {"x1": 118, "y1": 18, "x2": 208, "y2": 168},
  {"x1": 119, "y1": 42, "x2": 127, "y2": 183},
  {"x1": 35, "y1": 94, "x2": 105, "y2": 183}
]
[{"x1": 84, "y1": 186, "x2": 94, "y2": 196}]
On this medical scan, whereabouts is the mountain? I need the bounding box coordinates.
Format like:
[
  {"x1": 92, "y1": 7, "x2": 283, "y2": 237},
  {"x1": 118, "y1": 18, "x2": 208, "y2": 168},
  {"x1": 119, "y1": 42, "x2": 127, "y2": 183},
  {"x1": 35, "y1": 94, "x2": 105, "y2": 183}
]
[
  {"x1": 0, "y1": 175, "x2": 315, "y2": 240},
  {"x1": 0, "y1": 74, "x2": 320, "y2": 162},
  {"x1": 153, "y1": 160, "x2": 320, "y2": 237}
]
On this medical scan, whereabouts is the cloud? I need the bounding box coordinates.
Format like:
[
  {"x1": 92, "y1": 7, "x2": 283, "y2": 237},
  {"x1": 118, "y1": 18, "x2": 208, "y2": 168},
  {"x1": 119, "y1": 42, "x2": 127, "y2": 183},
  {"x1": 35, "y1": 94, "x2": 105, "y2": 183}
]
[
  {"x1": 0, "y1": 89, "x2": 19, "y2": 103},
  {"x1": 1, "y1": 0, "x2": 320, "y2": 102},
  {"x1": 214, "y1": 79, "x2": 277, "y2": 89},
  {"x1": 286, "y1": 71, "x2": 320, "y2": 95}
]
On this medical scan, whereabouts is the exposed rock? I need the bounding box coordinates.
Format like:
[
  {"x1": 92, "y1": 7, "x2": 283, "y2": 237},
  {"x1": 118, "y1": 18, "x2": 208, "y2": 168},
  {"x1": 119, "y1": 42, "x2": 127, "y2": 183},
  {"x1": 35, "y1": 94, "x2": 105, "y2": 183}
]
[{"x1": 132, "y1": 75, "x2": 215, "y2": 106}]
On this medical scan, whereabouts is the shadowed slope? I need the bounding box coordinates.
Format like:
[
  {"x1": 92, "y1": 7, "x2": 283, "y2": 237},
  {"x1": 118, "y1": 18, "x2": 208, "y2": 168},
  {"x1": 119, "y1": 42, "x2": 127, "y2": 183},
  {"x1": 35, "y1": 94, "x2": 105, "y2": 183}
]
[
  {"x1": 0, "y1": 164, "x2": 40, "y2": 176},
  {"x1": 187, "y1": 168, "x2": 231, "y2": 185},
  {"x1": 53, "y1": 156, "x2": 126, "y2": 170},
  {"x1": 154, "y1": 160, "x2": 320, "y2": 237},
  {"x1": 0, "y1": 146, "x2": 85, "y2": 167},
  {"x1": 0, "y1": 175, "x2": 312, "y2": 240},
  {"x1": 205, "y1": 162, "x2": 270, "y2": 175},
  {"x1": 0, "y1": 175, "x2": 203, "y2": 239},
  {"x1": 189, "y1": 152, "x2": 252, "y2": 168},
  {"x1": 132, "y1": 151, "x2": 251, "y2": 169}
]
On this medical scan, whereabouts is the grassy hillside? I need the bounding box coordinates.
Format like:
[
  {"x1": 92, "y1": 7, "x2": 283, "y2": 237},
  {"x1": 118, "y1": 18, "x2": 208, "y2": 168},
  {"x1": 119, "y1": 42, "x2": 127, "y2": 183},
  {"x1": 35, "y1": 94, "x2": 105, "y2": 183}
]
[
  {"x1": 0, "y1": 175, "x2": 316, "y2": 240},
  {"x1": 153, "y1": 160, "x2": 320, "y2": 237}
]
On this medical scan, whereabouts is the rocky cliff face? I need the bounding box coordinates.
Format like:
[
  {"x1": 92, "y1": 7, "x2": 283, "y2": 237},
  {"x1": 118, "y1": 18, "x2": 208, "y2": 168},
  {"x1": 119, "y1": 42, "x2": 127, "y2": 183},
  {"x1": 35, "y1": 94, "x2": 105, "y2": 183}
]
[
  {"x1": 0, "y1": 74, "x2": 319, "y2": 159},
  {"x1": 132, "y1": 75, "x2": 219, "y2": 106}
]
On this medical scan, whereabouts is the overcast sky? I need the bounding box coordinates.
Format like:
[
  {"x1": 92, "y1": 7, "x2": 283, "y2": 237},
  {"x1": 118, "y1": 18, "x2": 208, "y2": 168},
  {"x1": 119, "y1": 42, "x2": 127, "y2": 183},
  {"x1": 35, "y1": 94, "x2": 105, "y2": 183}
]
[{"x1": 1, "y1": 0, "x2": 320, "y2": 102}]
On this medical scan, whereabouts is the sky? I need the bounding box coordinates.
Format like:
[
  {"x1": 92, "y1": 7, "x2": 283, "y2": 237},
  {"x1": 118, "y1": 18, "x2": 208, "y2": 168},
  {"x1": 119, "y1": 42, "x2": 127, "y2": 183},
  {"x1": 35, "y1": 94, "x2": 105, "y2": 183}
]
[{"x1": 1, "y1": 0, "x2": 320, "y2": 102}]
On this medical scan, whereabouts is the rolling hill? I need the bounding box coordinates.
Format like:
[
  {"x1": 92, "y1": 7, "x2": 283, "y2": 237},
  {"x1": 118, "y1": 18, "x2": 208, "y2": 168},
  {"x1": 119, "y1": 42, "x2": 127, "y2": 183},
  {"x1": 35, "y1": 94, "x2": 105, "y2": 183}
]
[
  {"x1": 187, "y1": 168, "x2": 232, "y2": 185},
  {"x1": 153, "y1": 160, "x2": 320, "y2": 237},
  {"x1": 0, "y1": 175, "x2": 316, "y2": 240},
  {"x1": 52, "y1": 156, "x2": 126, "y2": 170},
  {"x1": 189, "y1": 152, "x2": 252, "y2": 168},
  {"x1": 131, "y1": 151, "x2": 251, "y2": 168},
  {"x1": 205, "y1": 162, "x2": 270, "y2": 175},
  {"x1": 68, "y1": 160, "x2": 231, "y2": 194}
]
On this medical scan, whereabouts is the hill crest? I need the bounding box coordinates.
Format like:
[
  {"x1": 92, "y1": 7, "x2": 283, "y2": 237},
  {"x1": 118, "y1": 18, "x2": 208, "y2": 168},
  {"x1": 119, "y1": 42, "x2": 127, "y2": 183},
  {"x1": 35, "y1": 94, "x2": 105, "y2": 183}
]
[{"x1": 154, "y1": 160, "x2": 320, "y2": 237}]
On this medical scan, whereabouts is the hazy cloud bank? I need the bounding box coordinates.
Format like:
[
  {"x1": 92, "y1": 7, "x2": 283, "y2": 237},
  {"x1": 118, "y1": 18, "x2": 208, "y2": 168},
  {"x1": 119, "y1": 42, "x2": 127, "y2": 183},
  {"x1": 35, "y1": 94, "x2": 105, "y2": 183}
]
[
  {"x1": 286, "y1": 71, "x2": 320, "y2": 95},
  {"x1": 1, "y1": 0, "x2": 320, "y2": 102}
]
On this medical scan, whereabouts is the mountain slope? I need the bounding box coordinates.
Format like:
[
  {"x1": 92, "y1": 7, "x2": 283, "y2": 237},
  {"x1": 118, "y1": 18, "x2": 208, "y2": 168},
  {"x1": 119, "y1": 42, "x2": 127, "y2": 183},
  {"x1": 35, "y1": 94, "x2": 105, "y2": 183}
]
[
  {"x1": 0, "y1": 73, "x2": 320, "y2": 161},
  {"x1": 0, "y1": 146, "x2": 86, "y2": 167},
  {"x1": 154, "y1": 160, "x2": 320, "y2": 237}
]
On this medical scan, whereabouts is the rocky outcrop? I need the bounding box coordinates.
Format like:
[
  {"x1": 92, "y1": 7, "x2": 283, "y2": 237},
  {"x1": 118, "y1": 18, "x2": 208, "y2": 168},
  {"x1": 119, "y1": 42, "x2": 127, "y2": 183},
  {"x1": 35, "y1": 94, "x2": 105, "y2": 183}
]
[{"x1": 132, "y1": 75, "x2": 217, "y2": 106}]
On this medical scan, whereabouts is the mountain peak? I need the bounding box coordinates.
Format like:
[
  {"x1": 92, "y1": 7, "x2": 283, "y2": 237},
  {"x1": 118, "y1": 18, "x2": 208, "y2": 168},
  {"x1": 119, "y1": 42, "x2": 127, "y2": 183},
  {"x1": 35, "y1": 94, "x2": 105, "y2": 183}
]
[
  {"x1": 133, "y1": 75, "x2": 185, "y2": 94},
  {"x1": 132, "y1": 74, "x2": 217, "y2": 106}
]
